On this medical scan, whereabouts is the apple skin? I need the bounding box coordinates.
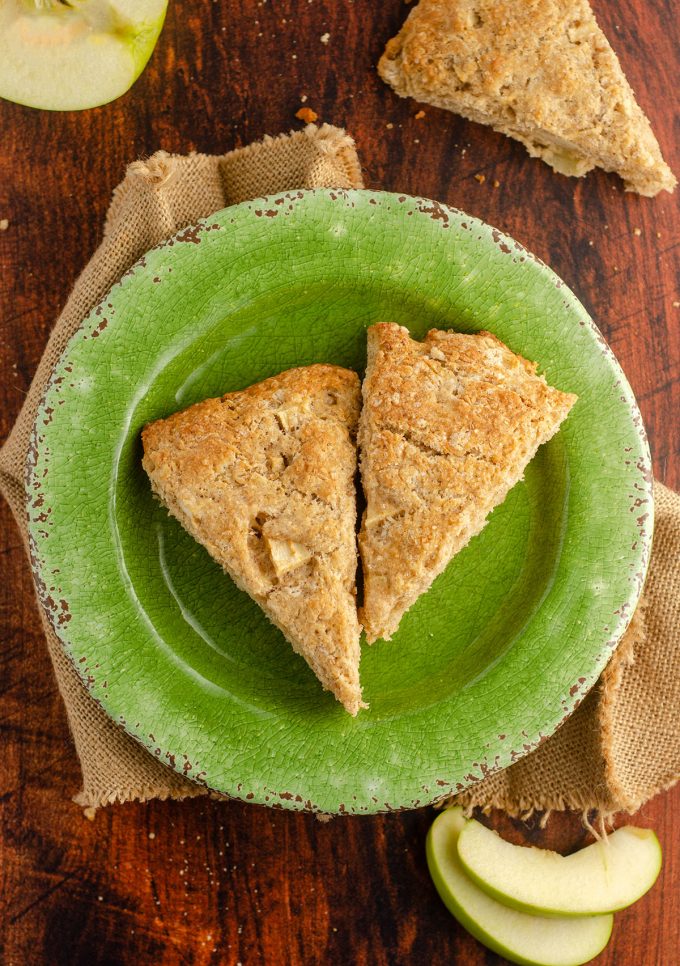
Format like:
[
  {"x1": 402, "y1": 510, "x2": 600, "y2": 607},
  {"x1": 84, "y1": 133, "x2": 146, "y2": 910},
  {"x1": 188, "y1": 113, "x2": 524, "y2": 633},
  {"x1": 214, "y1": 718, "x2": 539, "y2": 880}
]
[
  {"x1": 0, "y1": 0, "x2": 168, "y2": 112},
  {"x1": 426, "y1": 808, "x2": 613, "y2": 966},
  {"x1": 457, "y1": 818, "x2": 663, "y2": 918}
]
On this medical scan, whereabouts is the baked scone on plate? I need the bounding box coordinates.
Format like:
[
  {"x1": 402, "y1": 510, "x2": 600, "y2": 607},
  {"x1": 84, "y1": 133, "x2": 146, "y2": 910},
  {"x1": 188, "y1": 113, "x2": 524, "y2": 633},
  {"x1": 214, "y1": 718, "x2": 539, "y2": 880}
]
[
  {"x1": 379, "y1": 0, "x2": 676, "y2": 197},
  {"x1": 142, "y1": 365, "x2": 365, "y2": 715},
  {"x1": 358, "y1": 323, "x2": 577, "y2": 643}
]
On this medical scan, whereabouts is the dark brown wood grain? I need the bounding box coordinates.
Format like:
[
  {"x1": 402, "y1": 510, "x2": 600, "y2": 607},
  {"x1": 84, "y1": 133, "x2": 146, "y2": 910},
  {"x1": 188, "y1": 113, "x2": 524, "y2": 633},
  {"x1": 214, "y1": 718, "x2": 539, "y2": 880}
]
[{"x1": 1, "y1": 1, "x2": 678, "y2": 964}]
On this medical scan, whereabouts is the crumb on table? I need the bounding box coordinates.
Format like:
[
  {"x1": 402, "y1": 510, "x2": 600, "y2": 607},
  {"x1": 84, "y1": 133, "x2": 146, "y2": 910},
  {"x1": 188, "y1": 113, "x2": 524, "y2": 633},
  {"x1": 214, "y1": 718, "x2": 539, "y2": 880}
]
[{"x1": 295, "y1": 106, "x2": 319, "y2": 123}]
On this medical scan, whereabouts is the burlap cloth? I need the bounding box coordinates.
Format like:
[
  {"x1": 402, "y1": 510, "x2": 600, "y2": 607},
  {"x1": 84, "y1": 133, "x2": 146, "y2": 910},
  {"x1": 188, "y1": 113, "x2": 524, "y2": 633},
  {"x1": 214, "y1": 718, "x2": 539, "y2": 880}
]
[{"x1": 1, "y1": 125, "x2": 678, "y2": 816}]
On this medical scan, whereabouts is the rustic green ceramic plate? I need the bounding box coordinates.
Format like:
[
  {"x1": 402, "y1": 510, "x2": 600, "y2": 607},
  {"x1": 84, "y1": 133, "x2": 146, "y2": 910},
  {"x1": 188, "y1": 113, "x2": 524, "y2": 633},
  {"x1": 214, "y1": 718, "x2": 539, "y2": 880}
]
[{"x1": 27, "y1": 190, "x2": 652, "y2": 813}]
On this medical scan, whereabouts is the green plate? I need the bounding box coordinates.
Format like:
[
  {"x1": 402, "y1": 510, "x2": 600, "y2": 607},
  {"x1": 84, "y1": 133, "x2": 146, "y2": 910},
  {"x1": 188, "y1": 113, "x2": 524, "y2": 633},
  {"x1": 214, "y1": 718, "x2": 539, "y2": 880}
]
[{"x1": 26, "y1": 190, "x2": 652, "y2": 813}]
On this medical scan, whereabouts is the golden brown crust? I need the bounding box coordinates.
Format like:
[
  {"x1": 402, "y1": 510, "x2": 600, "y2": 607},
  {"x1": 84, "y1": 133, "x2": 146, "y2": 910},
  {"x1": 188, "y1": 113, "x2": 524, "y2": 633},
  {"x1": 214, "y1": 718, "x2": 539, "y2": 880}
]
[
  {"x1": 142, "y1": 365, "x2": 365, "y2": 715},
  {"x1": 358, "y1": 324, "x2": 577, "y2": 643},
  {"x1": 378, "y1": 0, "x2": 676, "y2": 196}
]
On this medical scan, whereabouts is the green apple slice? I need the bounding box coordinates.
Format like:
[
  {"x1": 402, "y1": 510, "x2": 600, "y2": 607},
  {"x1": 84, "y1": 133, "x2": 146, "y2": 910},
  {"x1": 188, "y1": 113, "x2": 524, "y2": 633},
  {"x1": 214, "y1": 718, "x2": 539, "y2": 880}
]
[
  {"x1": 426, "y1": 808, "x2": 613, "y2": 966},
  {"x1": 457, "y1": 817, "x2": 662, "y2": 918},
  {"x1": 0, "y1": 0, "x2": 167, "y2": 111}
]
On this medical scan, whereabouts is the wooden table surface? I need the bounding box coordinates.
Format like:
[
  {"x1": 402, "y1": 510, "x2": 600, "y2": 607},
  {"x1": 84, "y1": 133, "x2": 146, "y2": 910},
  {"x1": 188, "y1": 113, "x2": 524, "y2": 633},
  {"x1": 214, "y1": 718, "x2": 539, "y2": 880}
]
[{"x1": 1, "y1": 2, "x2": 678, "y2": 964}]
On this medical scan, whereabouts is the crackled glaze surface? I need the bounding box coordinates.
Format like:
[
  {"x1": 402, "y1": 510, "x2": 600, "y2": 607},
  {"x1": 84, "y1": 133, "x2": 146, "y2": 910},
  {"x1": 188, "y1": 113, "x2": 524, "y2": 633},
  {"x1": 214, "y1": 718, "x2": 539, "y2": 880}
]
[{"x1": 26, "y1": 189, "x2": 651, "y2": 813}]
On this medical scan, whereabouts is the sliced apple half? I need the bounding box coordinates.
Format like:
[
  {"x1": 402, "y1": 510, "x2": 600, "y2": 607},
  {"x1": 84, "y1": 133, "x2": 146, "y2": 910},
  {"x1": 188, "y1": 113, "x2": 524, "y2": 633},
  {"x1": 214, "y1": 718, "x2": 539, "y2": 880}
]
[
  {"x1": 426, "y1": 808, "x2": 613, "y2": 966},
  {"x1": 0, "y1": 0, "x2": 168, "y2": 111},
  {"x1": 457, "y1": 817, "x2": 662, "y2": 918}
]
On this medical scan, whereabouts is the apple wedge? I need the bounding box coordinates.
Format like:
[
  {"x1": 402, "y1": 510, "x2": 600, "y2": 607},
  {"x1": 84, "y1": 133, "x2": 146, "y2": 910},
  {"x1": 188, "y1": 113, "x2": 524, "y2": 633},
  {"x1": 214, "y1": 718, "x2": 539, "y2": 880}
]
[
  {"x1": 0, "y1": 0, "x2": 167, "y2": 112},
  {"x1": 427, "y1": 809, "x2": 613, "y2": 966},
  {"x1": 457, "y1": 817, "x2": 662, "y2": 918}
]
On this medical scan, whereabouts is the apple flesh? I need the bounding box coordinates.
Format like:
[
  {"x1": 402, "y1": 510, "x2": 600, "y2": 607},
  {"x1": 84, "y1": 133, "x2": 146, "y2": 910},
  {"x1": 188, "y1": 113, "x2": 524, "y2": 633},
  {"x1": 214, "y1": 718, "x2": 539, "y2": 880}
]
[
  {"x1": 427, "y1": 808, "x2": 613, "y2": 966},
  {"x1": 457, "y1": 817, "x2": 662, "y2": 917},
  {"x1": 0, "y1": 0, "x2": 168, "y2": 111}
]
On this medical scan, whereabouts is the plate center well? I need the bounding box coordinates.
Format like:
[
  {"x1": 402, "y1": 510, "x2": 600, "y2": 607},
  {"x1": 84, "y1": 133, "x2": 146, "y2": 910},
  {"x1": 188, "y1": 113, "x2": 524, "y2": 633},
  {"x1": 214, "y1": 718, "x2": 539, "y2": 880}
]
[{"x1": 114, "y1": 288, "x2": 570, "y2": 718}]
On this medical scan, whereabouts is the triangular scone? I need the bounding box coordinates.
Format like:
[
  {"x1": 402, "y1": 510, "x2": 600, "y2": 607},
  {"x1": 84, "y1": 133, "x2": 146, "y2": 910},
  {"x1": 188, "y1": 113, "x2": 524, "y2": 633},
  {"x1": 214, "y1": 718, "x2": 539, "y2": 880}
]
[
  {"x1": 358, "y1": 324, "x2": 577, "y2": 643},
  {"x1": 142, "y1": 365, "x2": 365, "y2": 715},
  {"x1": 379, "y1": 0, "x2": 676, "y2": 197}
]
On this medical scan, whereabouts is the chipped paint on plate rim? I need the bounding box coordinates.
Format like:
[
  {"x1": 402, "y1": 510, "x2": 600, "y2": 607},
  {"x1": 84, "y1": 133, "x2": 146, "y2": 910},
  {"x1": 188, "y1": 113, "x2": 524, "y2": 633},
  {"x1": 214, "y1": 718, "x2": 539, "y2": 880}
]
[{"x1": 26, "y1": 189, "x2": 653, "y2": 813}]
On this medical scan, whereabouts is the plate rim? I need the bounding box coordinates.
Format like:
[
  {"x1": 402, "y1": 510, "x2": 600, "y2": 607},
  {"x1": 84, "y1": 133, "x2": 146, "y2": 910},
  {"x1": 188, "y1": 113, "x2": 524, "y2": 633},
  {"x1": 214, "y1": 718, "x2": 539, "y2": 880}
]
[{"x1": 25, "y1": 187, "x2": 654, "y2": 813}]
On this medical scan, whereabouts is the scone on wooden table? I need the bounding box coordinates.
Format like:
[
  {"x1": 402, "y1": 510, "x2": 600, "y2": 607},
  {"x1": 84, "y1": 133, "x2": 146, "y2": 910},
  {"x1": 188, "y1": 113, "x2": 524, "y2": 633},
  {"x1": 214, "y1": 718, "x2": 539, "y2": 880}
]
[
  {"x1": 379, "y1": 0, "x2": 676, "y2": 197},
  {"x1": 358, "y1": 324, "x2": 577, "y2": 644},
  {"x1": 142, "y1": 365, "x2": 365, "y2": 716}
]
